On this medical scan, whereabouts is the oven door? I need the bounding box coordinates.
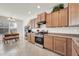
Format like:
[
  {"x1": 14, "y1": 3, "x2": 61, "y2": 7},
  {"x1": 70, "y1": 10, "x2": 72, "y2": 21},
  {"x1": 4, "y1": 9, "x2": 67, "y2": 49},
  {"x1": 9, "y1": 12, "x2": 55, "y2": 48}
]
[{"x1": 35, "y1": 37, "x2": 43, "y2": 45}]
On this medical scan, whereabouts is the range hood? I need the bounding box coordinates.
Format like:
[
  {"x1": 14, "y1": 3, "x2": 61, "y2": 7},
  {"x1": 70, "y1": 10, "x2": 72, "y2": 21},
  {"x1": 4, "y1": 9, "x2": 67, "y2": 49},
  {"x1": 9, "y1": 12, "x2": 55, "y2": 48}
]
[{"x1": 37, "y1": 21, "x2": 46, "y2": 25}]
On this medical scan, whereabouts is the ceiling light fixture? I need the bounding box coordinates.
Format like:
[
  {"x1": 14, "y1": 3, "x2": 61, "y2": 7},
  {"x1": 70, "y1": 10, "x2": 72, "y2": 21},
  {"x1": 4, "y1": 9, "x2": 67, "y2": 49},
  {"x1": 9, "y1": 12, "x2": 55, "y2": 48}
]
[
  {"x1": 8, "y1": 17, "x2": 15, "y2": 21},
  {"x1": 37, "y1": 5, "x2": 40, "y2": 9}
]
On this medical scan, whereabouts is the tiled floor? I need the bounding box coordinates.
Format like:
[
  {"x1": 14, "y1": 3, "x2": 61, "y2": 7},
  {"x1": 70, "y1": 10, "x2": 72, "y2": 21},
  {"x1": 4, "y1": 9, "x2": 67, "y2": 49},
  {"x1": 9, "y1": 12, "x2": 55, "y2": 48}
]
[{"x1": 0, "y1": 38, "x2": 60, "y2": 56}]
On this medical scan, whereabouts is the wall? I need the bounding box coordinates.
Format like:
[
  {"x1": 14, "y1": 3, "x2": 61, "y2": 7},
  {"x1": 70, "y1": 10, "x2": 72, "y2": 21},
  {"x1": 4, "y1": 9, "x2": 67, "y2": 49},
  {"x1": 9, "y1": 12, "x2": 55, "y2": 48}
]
[{"x1": 16, "y1": 20, "x2": 24, "y2": 39}]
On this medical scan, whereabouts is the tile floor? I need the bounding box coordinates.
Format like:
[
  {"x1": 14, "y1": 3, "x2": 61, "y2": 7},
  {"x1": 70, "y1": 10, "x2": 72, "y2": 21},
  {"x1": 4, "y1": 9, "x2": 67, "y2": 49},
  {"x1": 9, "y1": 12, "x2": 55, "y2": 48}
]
[{"x1": 0, "y1": 37, "x2": 60, "y2": 56}]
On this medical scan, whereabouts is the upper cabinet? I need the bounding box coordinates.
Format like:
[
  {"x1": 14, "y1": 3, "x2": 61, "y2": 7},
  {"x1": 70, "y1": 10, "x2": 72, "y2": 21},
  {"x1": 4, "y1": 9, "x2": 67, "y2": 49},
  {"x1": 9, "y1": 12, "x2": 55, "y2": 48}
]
[
  {"x1": 31, "y1": 19, "x2": 35, "y2": 28},
  {"x1": 46, "y1": 13, "x2": 52, "y2": 27},
  {"x1": 34, "y1": 12, "x2": 47, "y2": 28},
  {"x1": 69, "y1": 3, "x2": 79, "y2": 26},
  {"x1": 27, "y1": 20, "x2": 32, "y2": 28},
  {"x1": 35, "y1": 18, "x2": 38, "y2": 28},
  {"x1": 27, "y1": 3, "x2": 79, "y2": 28},
  {"x1": 46, "y1": 7, "x2": 68, "y2": 27},
  {"x1": 58, "y1": 8, "x2": 68, "y2": 27},
  {"x1": 36, "y1": 12, "x2": 47, "y2": 23},
  {"x1": 40, "y1": 12, "x2": 47, "y2": 22},
  {"x1": 37, "y1": 14, "x2": 41, "y2": 23},
  {"x1": 51, "y1": 11, "x2": 59, "y2": 27}
]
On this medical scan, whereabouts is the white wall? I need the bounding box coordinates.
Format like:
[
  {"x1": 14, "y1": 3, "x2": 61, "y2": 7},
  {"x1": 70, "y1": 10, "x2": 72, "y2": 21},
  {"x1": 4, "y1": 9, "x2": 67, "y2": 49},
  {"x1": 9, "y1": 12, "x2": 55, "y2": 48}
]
[{"x1": 16, "y1": 20, "x2": 24, "y2": 39}]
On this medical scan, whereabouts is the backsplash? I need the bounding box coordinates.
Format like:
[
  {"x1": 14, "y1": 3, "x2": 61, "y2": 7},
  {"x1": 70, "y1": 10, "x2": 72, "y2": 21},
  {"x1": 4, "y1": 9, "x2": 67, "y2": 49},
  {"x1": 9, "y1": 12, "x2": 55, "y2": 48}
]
[
  {"x1": 32, "y1": 24, "x2": 79, "y2": 34},
  {"x1": 47, "y1": 27, "x2": 79, "y2": 34}
]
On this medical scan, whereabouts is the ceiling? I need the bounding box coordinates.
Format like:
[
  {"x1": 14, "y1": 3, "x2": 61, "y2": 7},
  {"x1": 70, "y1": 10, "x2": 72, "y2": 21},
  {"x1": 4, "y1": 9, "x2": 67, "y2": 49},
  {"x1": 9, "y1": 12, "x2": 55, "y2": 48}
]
[{"x1": 0, "y1": 3, "x2": 68, "y2": 25}]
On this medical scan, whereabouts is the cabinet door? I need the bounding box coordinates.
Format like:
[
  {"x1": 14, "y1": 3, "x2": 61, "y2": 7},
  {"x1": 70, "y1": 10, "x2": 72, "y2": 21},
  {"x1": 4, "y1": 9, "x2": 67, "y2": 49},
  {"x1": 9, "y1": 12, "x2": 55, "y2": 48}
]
[
  {"x1": 54, "y1": 36, "x2": 66, "y2": 55},
  {"x1": 40, "y1": 12, "x2": 46, "y2": 21},
  {"x1": 46, "y1": 13, "x2": 52, "y2": 27},
  {"x1": 35, "y1": 18, "x2": 38, "y2": 28},
  {"x1": 30, "y1": 33, "x2": 35, "y2": 44},
  {"x1": 66, "y1": 38, "x2": 72, "y2": 56},
  {"x1": 44, "y1": 34, "x2": 54, "y2": 50},
  {"x1": 31, "y1": 19, "x2": 35, "y2": 28},
  {"x1": 37, "y1": 15, "x2": 41, "y2": 23},
  {"x1": 72, "y1": 41, "x2": 78, "y2": 56},
  {"x1": 72, "y1": 40, "x2": 79, "y2": 55},
  {"x1": 28, "y1": 20, "x2": 32, "y2": 28},
  {"x1": 51, "y1": 11, "x2": 59, "y2": 27},
  {"x1": 27, "y1": 33, "x2": 31, "y2": 42},
  {"x1": 69, "y1": 3, "x2": 79, "y2": 26},
  {"x1": 59, "y1": 8, "x2": 68, "y2": 27}
]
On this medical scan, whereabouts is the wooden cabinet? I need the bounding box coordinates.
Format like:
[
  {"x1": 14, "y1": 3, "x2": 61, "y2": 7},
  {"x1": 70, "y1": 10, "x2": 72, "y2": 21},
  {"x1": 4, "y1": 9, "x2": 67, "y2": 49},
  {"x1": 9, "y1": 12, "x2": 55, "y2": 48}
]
[
  {"x1": 31, "y1": 19, "x2": 35, "y2": 28},
  {"x1": 72, "y1": 45, "x2": 78, "y2": 56},
  {"x1": 72, "y1": 40, "x2": 79, "y2": 56},
  {"x1": 28, "y1": 21, "x2": 32, "y2": 28},
  {"x1": 66, "y1": 38, "x2": 72, "y2": 56},
  {"x1": 54, "y1": 36, "x2": 67, "y2": 55},
  {"x1": 44, "y1": 34, "x2": 72, "y2": 56},
  {"x1": 44, "y1": 34, "x2": 54, "y2": 50},
  {"x1": 35, "y1": 18, "x2": 38, "y2": 28},
  {"x1": 37, "y1": 15, "x2": 41, "y2": 23},
  {"x1": 27, "y1": 33, "x2": 31, "y2": 42},
  {"x1": 69, "y1": 3, "x2": 79, "y2": 26},
  {"x1": 40, "y1": 12, "x2": 46, "y2": 21},
  {"x1": 46, "y1": 7, "x2": 68, "y2": 27},
  {"x1": 27, "y1": 33, "x2": 35, "y2": 44},
  {"x1": 59, "y1": 8, "x2": 68, "y2": 27},
  {"x1": 30, "y1": 33, "x2": 35, "y2": 44},
  {"x1": 46, "y1": 13, "x2": 52, "y2": 27},
  {"x1": 51, "y1": 11, "x2": 59, "y2": 27},
  {"x1": 72, "y1": 41, "x2": 78, "y2": 56}
]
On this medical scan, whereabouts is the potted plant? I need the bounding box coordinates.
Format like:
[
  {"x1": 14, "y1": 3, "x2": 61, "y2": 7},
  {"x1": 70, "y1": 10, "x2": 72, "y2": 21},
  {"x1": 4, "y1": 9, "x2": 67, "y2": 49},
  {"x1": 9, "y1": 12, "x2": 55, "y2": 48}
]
[
  {"x1": 59, "y1": 4, "x2": 64, "y2": 9},
  {"x1": 51, "y1": 6, "x2": 59, "y2": 13},
  {"x1": 51, "y1": 4, "x2": 64, "y2": 13}
]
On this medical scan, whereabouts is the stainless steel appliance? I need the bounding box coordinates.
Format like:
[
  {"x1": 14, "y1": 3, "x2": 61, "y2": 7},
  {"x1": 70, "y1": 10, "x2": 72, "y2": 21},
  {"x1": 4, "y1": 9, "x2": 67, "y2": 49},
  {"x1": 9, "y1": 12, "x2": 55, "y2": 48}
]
[
  {"x1": 35, "y1": 30, "x2": 48, "y2": 48},
  {"x1": 35, "y1": 34, "x2": 44, "y2": 45}
]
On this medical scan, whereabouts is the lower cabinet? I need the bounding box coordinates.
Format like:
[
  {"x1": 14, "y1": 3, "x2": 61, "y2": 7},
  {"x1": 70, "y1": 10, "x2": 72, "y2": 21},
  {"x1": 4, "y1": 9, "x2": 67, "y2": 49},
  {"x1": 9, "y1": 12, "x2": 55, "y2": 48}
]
[
  {"x1": 30, "y1": 33, "x2": 35, "y2": 44},
  {"x1": 44, "y1": 34, "x2": 54, "y2": 50},
  {"x1": 27, "y1": 33, "x2": 35, "y2": 44},
  {"x1": 44, "y1": 34, "x2": 72, "y2": 56},
  {"x1": 54, "y1": 36, "x2": 67, "y2": 55},
  {"x1": 27, "y1": 33, "x2": 31, "y2": 42},
  {"x1": 72, "y1": 42, "x2": 78, "y2": 56},
  {"x1": 72, "y1": 40, "x2": 79, "y2": 56}
]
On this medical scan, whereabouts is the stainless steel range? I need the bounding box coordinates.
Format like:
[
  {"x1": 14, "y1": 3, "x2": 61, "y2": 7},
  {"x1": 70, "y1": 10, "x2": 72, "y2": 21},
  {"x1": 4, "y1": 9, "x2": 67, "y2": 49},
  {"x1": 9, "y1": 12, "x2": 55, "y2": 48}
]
[
  {"x1": 35, "y1": 34, "x2": 44, "y2": 44},
  {"x1": 35, "y1": 31, "x2": 48, "y2": 48}
]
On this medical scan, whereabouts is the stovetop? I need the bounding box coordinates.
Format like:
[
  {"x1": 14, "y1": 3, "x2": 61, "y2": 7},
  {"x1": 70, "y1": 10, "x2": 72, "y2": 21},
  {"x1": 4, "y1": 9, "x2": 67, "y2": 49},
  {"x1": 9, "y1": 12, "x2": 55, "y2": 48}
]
[{"x1": 35, "y1": 34, "x2": 43, "y2": 38}]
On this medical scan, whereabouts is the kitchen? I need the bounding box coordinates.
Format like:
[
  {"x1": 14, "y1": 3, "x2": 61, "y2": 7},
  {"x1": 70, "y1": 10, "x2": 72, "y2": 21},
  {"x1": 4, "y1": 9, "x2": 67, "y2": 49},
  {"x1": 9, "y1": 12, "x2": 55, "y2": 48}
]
[
  {"x1": 0, "y1": 3, "x2": 79, "y2": 56},
  {"x1": 25, "y1": 3, "x2": 79, "y2": 56}
]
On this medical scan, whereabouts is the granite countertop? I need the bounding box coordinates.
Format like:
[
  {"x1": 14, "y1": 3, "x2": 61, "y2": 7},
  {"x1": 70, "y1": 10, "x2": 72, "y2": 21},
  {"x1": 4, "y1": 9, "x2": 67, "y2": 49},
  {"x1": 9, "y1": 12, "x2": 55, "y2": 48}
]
[{"x1": 46, "y1": 33, "x2": 79, "y2": 38}]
